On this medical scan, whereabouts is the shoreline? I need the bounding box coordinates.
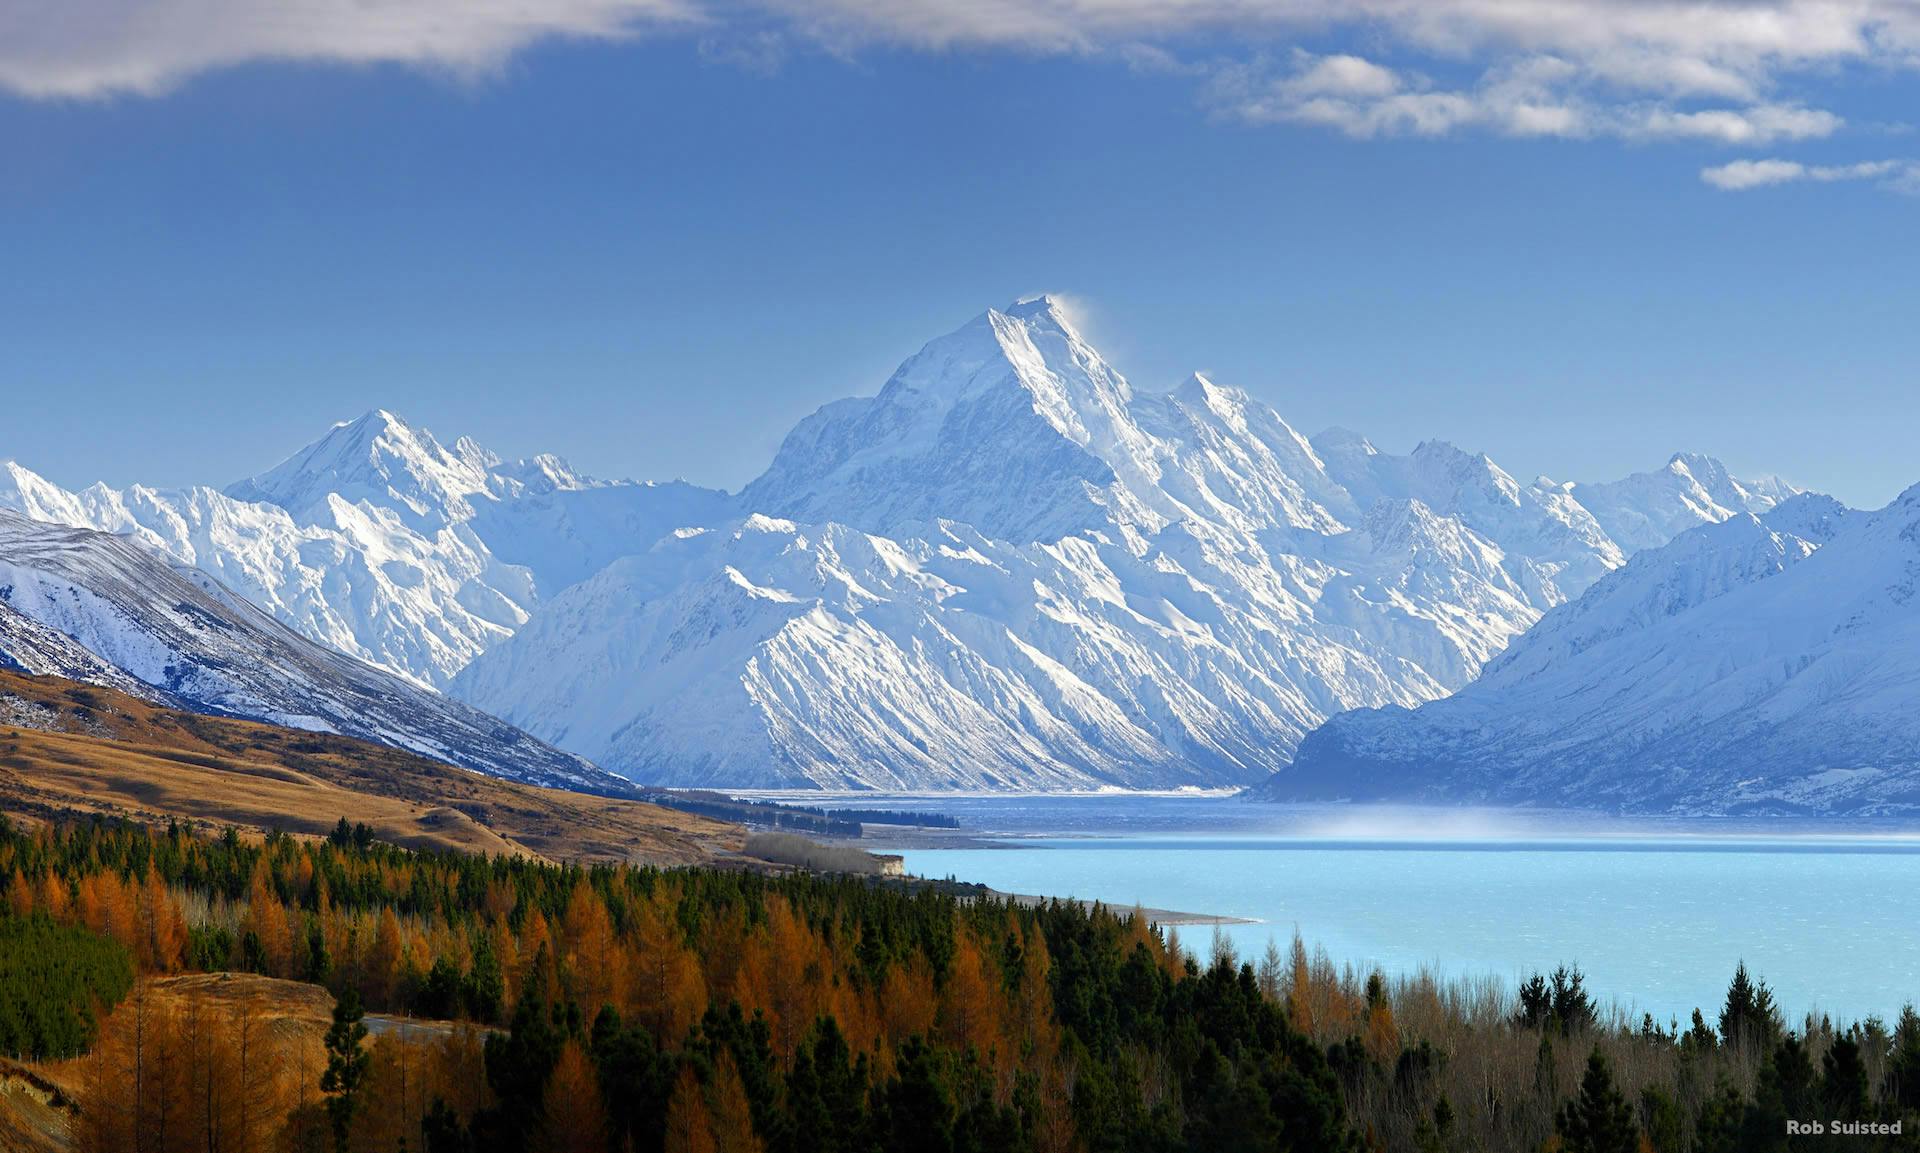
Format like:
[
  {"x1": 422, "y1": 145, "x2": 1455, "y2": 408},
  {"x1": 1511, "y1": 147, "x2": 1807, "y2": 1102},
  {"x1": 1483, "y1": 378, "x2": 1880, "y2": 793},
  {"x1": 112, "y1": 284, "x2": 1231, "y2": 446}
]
[
  {"x1": 992, "y1": 887, "x2": 1258, "y2": 926},
  {"x1": 888, "y1": 871, "x2": 1256, "y2": 927}
]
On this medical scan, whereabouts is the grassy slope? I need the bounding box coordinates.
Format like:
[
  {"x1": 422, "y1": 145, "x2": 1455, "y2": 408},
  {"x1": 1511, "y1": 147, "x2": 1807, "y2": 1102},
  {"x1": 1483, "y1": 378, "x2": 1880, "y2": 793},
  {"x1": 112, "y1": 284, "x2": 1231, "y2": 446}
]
[{"x1": 0, "y1": 670, "x2": 741, "y2": 866}]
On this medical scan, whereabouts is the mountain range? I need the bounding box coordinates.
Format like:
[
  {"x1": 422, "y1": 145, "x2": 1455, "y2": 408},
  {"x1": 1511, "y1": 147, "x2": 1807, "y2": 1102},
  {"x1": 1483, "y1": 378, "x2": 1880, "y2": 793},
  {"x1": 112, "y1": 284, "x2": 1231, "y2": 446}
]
[
  {"x1": 1264, "y1": 485, "x2": 1920, "y2": 815},
  {"x1": 2, "y1": 297, "x2": 1827, "y2": 794}
]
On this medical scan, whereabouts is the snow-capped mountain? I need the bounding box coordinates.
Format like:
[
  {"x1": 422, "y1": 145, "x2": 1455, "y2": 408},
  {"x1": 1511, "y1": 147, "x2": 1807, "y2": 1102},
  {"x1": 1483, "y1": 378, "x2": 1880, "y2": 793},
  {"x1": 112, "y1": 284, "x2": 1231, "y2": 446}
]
[
  {"x1": 1567, "y1": 451, "x2": 1797, "y2": 554},
  {"x1": 453, "y1": 298, "x2": 1795, "y2": 789},
  {"x1": 0, "y1": 510, "x2": 627, "y2": 793},
  {"x1": 1263, "y1": 488, "x2": 1920, "y2": 814},
  {"x1": 1, "y1": 414, "x2": 730, "y2": 689},
  {"x1": 2, "y1": 298, "x2": 1804, "y2": 791}
]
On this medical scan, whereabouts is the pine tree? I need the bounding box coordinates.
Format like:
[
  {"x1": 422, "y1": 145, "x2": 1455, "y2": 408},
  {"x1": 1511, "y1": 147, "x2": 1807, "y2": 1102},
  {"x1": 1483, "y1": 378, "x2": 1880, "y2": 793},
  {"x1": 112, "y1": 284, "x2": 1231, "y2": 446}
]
[
  {"x1": 1821, "y1": 1033, "x2": 1870, "y2": 1121},
  {"x1": 1554, "y1": 1048, "x2": 1638, "y2": 1153},
  {"x1": 1550, "y1": 965, "x2": 1597, "y2": 1033},
  {"x1": 1640, "y1": 1086, "x2": 1685, "y2": 1153},
  {"x1": 1692, "y1": 1078, "x2": 1747, "y2": 1153},
  {"x1": 1682, "y1": 1007, "x2": 1718, "y2": 1054},
  {"x1": 321, "y1": 989, "x2": 373, "y2": 1153},
  {"x1": 1891, "y1": 1004, "x2": 1920, "y2": 1111},
  {"x1": 423, "y1": 1098, "x2": 475, "y2": 1153},
  {"x1": 1718, "y1": 962, "x2": 1779, "y2": 1051},
  {"x1": 1411, "y1": 1095, "x2": 1459, "y2": 1153}
]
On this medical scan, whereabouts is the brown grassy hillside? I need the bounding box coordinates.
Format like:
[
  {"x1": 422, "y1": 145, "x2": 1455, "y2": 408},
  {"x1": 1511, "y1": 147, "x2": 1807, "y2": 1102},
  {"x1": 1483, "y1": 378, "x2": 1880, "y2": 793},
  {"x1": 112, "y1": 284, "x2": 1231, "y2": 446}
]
[{"x1": 0, "y1": 669, "x2": 740, "y2": 865}]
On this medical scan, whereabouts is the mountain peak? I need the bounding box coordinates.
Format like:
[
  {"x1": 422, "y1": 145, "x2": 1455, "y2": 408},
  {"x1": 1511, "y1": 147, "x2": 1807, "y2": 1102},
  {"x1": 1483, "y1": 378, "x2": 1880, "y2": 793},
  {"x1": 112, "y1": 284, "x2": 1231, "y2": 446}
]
[
  {"x1": 1, "y1": 459, "x2": 93, "y2": 526},
  {"x1": 327, "y1": 408, "x2": 417, "y2": 449},
  {"x1": 1666, "y1": 451, "x2": 1725, "y2": 480},
  {"x1": 1761, "y1": 491, "x2": 1853, "y2": 544},
  {"x1": 1001, "y1": 293, "x2": 1075, "y2": 327},
  {"x1": 227, "y1": 409, "x2": 495, "y2": 528},
  {"x1": 740, "y1": 299, "x2": 1137, "y2": 540},
  {"x1": 1168, "y1": 371, "x2": 1231, "y2": 410},
  {"x1": 1312, "y1": 427, "x2": 1377, "y2": 456}
]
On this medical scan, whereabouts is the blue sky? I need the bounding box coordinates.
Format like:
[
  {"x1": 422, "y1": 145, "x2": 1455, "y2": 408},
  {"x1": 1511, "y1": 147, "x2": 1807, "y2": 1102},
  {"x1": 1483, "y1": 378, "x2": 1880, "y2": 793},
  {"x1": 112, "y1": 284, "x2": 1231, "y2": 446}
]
[{"x1": 3, "y1": 3, "x2": 1918, "y2": 507}]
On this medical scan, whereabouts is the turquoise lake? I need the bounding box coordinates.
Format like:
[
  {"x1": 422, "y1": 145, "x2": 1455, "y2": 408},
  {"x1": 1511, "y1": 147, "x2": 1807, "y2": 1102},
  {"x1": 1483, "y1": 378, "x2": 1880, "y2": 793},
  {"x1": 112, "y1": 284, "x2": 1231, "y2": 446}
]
[{"x1": 816, "y1": 793, "x2": 1920, "y2": 1027}]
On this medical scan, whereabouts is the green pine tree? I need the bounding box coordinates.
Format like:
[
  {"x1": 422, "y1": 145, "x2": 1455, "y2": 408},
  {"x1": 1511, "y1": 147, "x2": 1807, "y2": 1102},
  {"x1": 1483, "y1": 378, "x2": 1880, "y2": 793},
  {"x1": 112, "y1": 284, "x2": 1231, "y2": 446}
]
[
  {"x1": 320, "y1": 988, "x2": 372, "y2": 1153},
  {"x1": 1555, "y1": 1048, "x2": 1639, "y2": 1153},
  {"x1": 1719, "y1": 962, "x2": 1779, "y2": 1051}
]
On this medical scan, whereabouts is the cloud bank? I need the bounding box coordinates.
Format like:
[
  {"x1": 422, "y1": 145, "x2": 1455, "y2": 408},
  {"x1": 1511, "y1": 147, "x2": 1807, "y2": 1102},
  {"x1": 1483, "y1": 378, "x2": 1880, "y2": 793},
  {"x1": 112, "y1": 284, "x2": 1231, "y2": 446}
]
[
  {"x1": 0, "y1": 0, "x2": 693, "y2": 99},
  {"x1": 7, "y1": 1, "x2": 1919, "y2": 183},
  {"x1": 1208, "y1": 50, "x2": 1846, "y2": 143}
]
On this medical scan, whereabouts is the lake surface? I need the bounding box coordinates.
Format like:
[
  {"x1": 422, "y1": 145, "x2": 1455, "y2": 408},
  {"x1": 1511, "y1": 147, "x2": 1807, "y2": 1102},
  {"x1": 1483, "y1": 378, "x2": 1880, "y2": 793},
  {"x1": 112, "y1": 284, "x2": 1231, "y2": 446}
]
[{"x1": 805, "y1": 793, "x2": 1920, "y2": 1026}]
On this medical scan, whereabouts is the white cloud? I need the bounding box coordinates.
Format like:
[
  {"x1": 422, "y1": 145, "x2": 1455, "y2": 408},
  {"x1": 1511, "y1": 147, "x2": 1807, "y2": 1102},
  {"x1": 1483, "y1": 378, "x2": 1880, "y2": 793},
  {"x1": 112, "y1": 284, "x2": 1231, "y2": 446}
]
[
  {"x1": 0, "y1": 0, "x2": 693, "y2": 99},
  {"x1": 771, "y1": 2, "x2": 1910, "y2": 153},
  {"x1": 1286, "y1": 53, "x2": 1401, "y2": 99},
  {"x1": 756, "y1": 0, "x2": 1909, "y2": 71},
  {"x1": 1700, "y1": 157, "x2": 1909, "y2": 189},
  {"x1": 1212, "y1": 51, "x2": 1845, "y2": 144},
  {"x1": 762, "y1": 0, "x2": 1920, "y2": 88},
  {"x1": 1638, "y1": 104, "x2": 1842, "y2": 144},
  {"x1": 3, "y1": 0, "x2": 1914, "y2": 168}
]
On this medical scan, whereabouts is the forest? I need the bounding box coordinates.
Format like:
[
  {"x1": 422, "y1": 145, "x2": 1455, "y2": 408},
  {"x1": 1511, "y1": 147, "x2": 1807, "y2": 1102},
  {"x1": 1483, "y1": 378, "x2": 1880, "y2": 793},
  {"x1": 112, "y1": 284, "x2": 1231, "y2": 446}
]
[{"x1": 0, "y1": 811, "x2": 1917, "y2": 1152}]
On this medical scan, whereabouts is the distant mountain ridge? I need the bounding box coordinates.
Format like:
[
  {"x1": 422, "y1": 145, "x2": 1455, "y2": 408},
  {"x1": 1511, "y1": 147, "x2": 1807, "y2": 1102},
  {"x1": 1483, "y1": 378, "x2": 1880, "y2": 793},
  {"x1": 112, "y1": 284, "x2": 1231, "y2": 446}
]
[
  {"x1": 1, "y1": 298, "x2": 1805, "y2": 790},
  {"x1": 1263, "y1": 487, "x2": 1920, "y2": 814},
  {"x1": 2, "y1": 415, "x2": 730, "y2": 689}
]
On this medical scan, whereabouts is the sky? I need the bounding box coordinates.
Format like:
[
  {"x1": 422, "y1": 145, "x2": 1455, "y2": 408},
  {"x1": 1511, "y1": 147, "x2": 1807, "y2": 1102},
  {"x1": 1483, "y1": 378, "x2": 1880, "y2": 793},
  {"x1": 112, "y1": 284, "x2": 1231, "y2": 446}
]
[{"x1": 2, "y1": 2, "x2": 1918, "y2": 508}]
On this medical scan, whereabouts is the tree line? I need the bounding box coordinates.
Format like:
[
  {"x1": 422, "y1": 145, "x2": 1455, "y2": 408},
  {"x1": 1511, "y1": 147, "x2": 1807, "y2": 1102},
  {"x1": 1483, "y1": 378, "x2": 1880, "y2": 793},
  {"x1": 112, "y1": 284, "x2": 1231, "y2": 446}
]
[{"x1": 2, "y1": 812, "x2": 1919, "y2": 1151}]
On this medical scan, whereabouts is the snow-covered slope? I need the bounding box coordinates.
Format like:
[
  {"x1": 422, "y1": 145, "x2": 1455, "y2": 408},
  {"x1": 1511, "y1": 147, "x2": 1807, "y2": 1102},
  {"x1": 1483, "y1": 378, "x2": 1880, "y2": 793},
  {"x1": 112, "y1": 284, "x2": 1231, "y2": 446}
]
[
  {"x1": 453, "y1": 298, "x2": 1796, "y2": 789},
  {"x1": 0, "y1": 598, "x2": 175, "y2": 703},
  {"x1": 1265, "y1": 489, "x2": 1920, "y2": 813},
  {"x1": 454, "y1": 513, "x2": 1421, "y2": 789},
  {"x1": 0, "y1": 510, "x2": 627, "y2": 793}
]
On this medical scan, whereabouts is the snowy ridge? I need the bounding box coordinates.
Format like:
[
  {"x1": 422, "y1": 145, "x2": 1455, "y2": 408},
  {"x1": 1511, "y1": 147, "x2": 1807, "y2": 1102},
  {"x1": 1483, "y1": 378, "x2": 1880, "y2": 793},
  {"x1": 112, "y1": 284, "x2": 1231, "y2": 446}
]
[
  {"x1": 0, "y1": 510, "x2": 627, "y2": 793},
  {"x1": 1266, "y1": 488, "x2": 1920, "y2": 814}
]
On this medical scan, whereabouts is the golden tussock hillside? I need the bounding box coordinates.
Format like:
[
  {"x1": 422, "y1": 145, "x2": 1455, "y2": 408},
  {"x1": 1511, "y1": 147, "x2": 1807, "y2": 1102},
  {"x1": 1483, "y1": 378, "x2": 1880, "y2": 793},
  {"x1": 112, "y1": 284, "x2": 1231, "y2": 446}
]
[{"x1": 0, "y1": 669, "x2": 739, "y2": 865}]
